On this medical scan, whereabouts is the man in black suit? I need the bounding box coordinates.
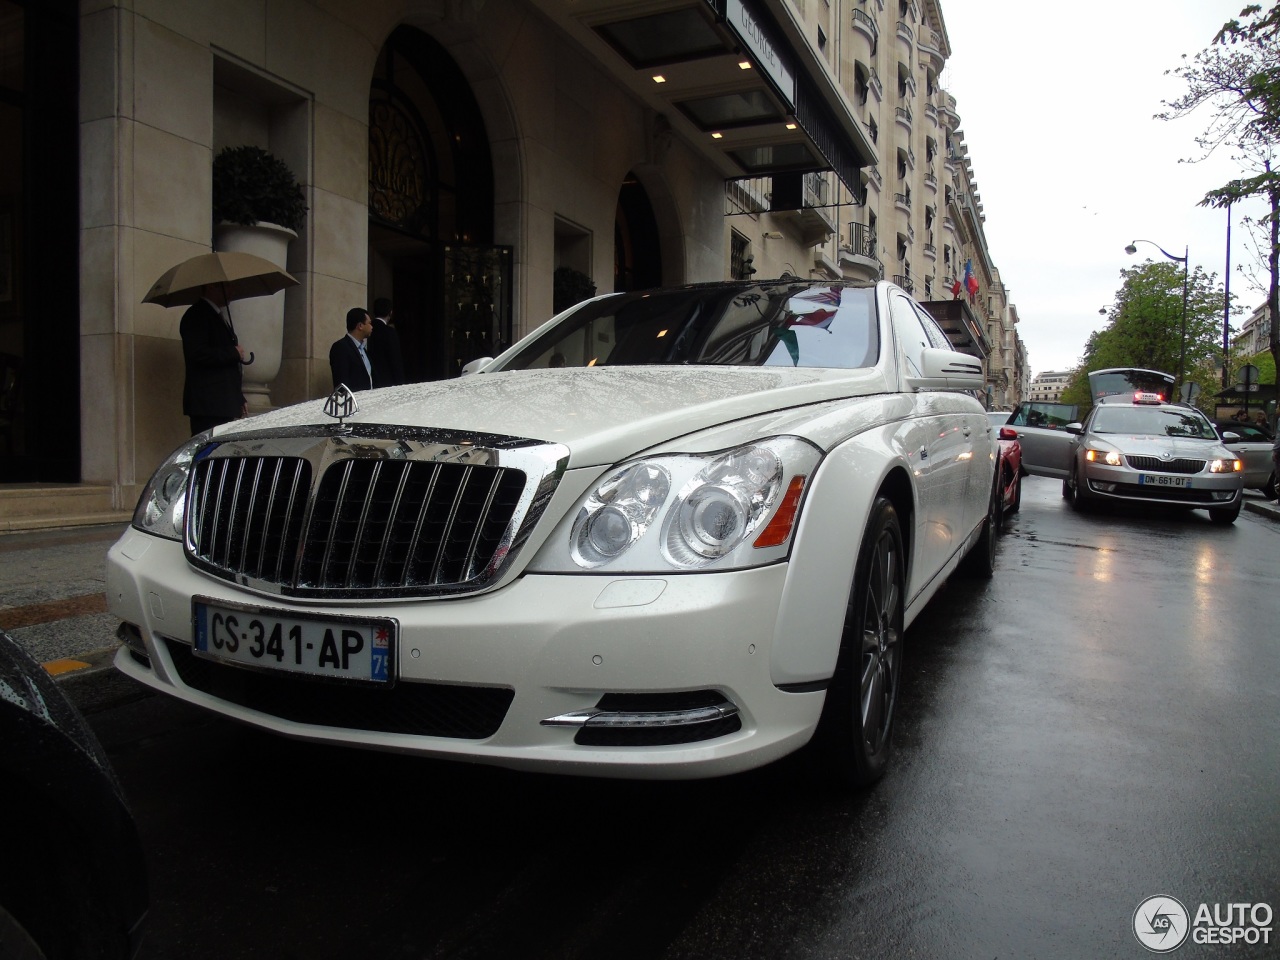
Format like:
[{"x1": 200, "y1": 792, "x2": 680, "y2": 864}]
[
  {"x1": 181, "y1": 284, "x2": 246, "y2": 435},
  {"x1": 368, "y1": 297, "x2": 406, "y2": 387},
  {"x1": 330, "y1": 307, "x2": 374, "y2": 393}
]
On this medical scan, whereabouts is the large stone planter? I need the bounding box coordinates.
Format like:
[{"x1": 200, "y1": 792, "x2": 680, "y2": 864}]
[{"x1": 212, "y1": 220, "x2": 296, "y2": 412}]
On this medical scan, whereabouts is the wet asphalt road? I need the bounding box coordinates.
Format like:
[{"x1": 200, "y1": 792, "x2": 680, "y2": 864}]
[{"x1": 42, "y1": 478, "x2": 1280, "y2": 957}]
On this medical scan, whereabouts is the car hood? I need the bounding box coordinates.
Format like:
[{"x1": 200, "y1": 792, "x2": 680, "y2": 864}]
[
  {"x1": 226, "y1": 366, "x2": 892, "y2": 465},
  {"x1": 1095, "y1": 434, "x2": 1234, "y2": 460}
]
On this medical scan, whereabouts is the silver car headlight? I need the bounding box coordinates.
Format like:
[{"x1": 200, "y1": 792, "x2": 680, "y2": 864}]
[
  {"x1": 1084, "y1": 447, "x2": 1122, "y2": 466},
  {"x1": 1208, "y1": 457, "x2": 1243, "y2": 474},
  {"x1": 131, "y1": 432, "x2": 212, "y2": 540},
  {"x1": 533, "y1": 437, "x2": 822, "y2": 573}
]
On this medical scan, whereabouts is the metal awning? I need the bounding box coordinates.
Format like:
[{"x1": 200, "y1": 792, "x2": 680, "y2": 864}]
[
  {"x1": 531, "y1": 0, "x2": 877, "y2": 190},
  {"x1": 920, "y1": 298, "x2": 990, "y2": 361}
]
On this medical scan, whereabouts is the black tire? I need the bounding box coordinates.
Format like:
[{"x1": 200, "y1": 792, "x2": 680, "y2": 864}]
[
  {"x1": 813, "y1": 496, "x2": 906, "y2": 788},
  {"x1": 1263, "y1": 472, "x2": 1278, "y2": 502},
  {"x1": 1068, "y1": 468, "x2": 1091, "y2": 512},
  {"x1": 1062, "y1": 476, "x2": 1073, "y2": 501},
  {"x1": 1209, "y1": 499, "x2": 1242, "y2": 524},
  {"x1": 0, "y1": 904, "x2": 47, "y2": 960},
  {"x1": 959, "y1": 472, "x2": 998, "y2": 579}
]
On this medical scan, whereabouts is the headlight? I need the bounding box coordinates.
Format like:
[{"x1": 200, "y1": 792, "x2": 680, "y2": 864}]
[
  {"x1": 131, "y1": 432, "x2": 212, "y2": 540},
  {"x1": 534, "y1": 437, "x2": 822, "y2": 573},
  {"x1": 1085, "y1": 448, "x2": 1122, "y2": 466},
  {"x1": 1208, "y1": 457, "x2": 1243, "y2": 473}
]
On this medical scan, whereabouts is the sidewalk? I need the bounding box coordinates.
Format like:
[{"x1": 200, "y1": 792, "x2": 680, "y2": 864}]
[{"x1": 3, "y1": 495, "x2": 1279, "y2": 690}]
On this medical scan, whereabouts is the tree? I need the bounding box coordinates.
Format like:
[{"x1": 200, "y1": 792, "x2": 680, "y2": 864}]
[
  {"x1": 1073, "y1": 261, "x2": 1232, "y2": 414},
  {"x1": 1161, "y1": 3, "x2": 1280, "y2": 406}
]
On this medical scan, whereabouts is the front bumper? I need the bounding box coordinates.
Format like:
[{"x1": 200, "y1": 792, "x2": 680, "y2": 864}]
[
  {"x1": 107, "y1": 530, "x2": 826, "y2": 779},
  {"x1": 1078, "y1": 461, "x2": 1242, "y2": 508}
]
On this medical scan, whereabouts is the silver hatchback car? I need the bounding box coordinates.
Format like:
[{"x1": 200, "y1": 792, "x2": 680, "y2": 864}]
[{"x1": 1063, "y1": 394, "x2": 1245, "y2": 524}]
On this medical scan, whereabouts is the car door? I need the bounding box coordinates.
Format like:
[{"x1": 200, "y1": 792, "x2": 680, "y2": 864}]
[
  {"x1": 1008, "y1": 401, "x2": 1078, "y2": 478},
  {"x1": 889, "y1": 292, "x2": 976, "y2": 578},
  {"x1": 1216, "y1": 421, "x2": 1274, "y2": 488}
]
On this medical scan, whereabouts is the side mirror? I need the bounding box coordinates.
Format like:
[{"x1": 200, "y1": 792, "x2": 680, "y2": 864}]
[
  {"x1": 1065, "y1": 422, "x2": 1083, "y2": 435},
  {"x1": 460, "y1": 357, "x2": 493, "y2": 377},
  {"x1": 906, "y1": 347, "x2": 984, "y2": 391},
  {"x1": 1221, "y1": 431, "x2": 1241, "y2": 442},
  {"x1": 998, "y1": 426, "x2": 1018, "y2": 441}
]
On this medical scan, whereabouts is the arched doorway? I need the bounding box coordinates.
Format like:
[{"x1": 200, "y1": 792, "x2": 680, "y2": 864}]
[
  {"x1": 614, "y1": 173, "x2": 662, "y2": 293},
  {"x1": 368, "y1": 27, "x2": 510, "y2": 380}
]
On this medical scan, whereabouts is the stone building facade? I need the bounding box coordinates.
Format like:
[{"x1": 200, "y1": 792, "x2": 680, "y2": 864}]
[{"x1": 0, "y1": 0, "x2": 1027, "y2": 523}]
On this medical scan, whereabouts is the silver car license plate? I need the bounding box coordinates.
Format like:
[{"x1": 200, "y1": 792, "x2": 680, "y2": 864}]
[
  {"x1": 193, "y1": 599, "x2": 393, "y2": 683},
  {"x1": 1139, "y1": 475, "x2": 1191, "y2": 488}
]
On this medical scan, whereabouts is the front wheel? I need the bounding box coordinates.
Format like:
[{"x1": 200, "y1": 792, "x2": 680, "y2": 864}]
[
  {"x1": 813, "y1": 496, "x2": 906, "y2": 788},
  {"x1": 1208, "y1": 499, "x2": 1242, "y2": 524},
  {"x1": 959, "y1": 471, "x2": 998, "y2": 579},
  {"x1": 1262, "y1": 472, "x2": 1278, "y2": 502}
]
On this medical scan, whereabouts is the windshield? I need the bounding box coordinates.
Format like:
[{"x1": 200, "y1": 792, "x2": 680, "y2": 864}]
[
  {"x1": 1087, "y1": 368, "x2": 1175, "y2": 402},
  {"x1": 1091, "y1": 406, "x2": 1218, "y2": 439},
  {"x1": 495, "y1": 283, "x2": 880, "y2": 371}
]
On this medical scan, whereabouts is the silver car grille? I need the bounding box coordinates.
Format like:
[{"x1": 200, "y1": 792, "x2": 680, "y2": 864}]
[
  {"x1": 1125, "y1": 455, "x2": 1204, "y2": 475},
  {"x1": 184, "y1": 430, "x2": 567, "y2": 598}
]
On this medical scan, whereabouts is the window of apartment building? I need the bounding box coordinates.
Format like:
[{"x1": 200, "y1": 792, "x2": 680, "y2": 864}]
[
  {"x1": 868, "y1": 117, "x2": 878, "y2": 143},
  {"x1": 818, "y1": 26, "x2": 827, "y2": 53},
  {"x1": 896, "y1": 235, "x2": 908, "y2": 261},
  {"x1": 730, "y1": 230, "x2": 753, "y2": 280},
  {"x1": 868, "y1": 211, "x2": 878, "y2": 249},
  {"x1": 924, "y1": 277, "x2": 932, "y2": 298},
  {"x1": 925, "y1": 205, "x2": 934, "y2": 231},
  {"x1": 944, "y1": 185, "x2": 953, "y2": 206},
  {"x1": 943, "y1": 244, "x2": 952, "y2": 265},
  {"x1": 925, "y1": 136, "x2": 936, "y2": 163},
  {"x1": 854, "y1": 62, "x2": 870, "y2": 106},
  {"x1": 897, "y1": 155, "x2": 907, "y2": 180}
]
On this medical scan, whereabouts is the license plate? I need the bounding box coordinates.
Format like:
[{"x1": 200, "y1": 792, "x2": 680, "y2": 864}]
[
  {"x1": 1139, "y1": 474, "x2": 1191, "y2": 488},
  {"x1": 193, "y1": 599, "x2": 393, "y2": 683}
]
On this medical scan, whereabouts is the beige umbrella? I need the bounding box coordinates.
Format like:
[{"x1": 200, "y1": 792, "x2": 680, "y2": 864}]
[{"x1": 142, "y1": 250, "x2": 297, "y2": 308}]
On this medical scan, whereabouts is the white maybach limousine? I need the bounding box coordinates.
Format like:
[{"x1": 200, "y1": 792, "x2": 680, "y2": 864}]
[{"x1": 107, "y1": 279, "x2": 1001, "y2": 785}]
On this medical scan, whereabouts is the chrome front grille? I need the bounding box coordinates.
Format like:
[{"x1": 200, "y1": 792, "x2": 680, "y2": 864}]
[
  {"x1": 1125, "y1": 456, "x2": 1204, "y2": 475},
  {"x1": 185, "y1": 431, "x2": 567, "y2": 598}
]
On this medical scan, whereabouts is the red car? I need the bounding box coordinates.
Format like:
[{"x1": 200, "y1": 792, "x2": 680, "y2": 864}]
[{"x1": 988, "y1": 411, "x2": 1023, "y2": 527}]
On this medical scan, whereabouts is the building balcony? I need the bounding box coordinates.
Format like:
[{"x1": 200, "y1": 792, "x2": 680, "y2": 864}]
[
  {"x1": 894, "y1": 192, "x2": 911, "y2": 213},
  {"x1": 943, "y1": 216, "x2": 956, "y2": 233},
  {"x1": 924, "y1": 102, "x2": 939, "y2": 126},
  {"x1": 895, "y1": 106, "x2": 912, "y2": 132},
  {"x1": 775, "y1": 171, "x2": 839, "y2": 245},
  {"x1": 839, "y1": 220, "x2": 881, "y2": 282},
  {"x1": 896, "y1": 20, "x2": 914, "y2": 50},
  {"x1": 923, "y1": 242, "x2": 936, "y2": 259},
  {"x1": 924, "y1": 171, "x2": 937, "y2": 190},
  {"x1": 892, "y1": 273, "x2": 914, "y2": 293},
  {"x1": 851, "y1": 9, "x2": 878, "y2": 50}
]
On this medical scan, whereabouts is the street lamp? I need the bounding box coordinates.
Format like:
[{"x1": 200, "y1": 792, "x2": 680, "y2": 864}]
[{"x1": 1125, "y1": 239, "x2": 1189, "y2": 397}]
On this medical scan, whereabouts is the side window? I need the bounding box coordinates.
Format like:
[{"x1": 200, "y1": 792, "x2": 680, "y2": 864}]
[
  {"x1": 911, "y1": 303, "x2": 953, "y2": 350},
  {"x1": 890, "y1": 295, "x2": 929, "y2": 378}
]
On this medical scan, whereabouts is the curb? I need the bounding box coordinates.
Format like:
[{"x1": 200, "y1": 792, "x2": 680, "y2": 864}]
[{"x1": 1244, "y1": 499, "x2": 1280, "y2": 521}]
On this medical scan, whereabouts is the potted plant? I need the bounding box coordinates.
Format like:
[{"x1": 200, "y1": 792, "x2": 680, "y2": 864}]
[
  {"x1": 212, "y1": 145, "x2": 307, "y2": 232},
  {"x1": 210, "y1": 146, "x2": 308, "y2": 411}
]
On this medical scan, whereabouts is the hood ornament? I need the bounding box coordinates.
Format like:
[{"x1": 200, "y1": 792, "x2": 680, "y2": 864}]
[{"x1": 323, "y1": 385, "x2": 359, "y2": 431}]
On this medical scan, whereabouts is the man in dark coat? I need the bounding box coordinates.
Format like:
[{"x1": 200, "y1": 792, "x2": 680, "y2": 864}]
[
  {"x1": 367, "y1": 297, "x2": 406, "y2": 387},
  {"x1": 330, "y1": 307, "x2": 374, "y2": 393},
  {"x1": 181, "y1": 284, "x2": 246, "y2": 435}
]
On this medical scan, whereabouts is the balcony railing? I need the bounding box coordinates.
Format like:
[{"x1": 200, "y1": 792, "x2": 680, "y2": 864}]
[
  {"x1": 846, "y1": 221, "x2": 876, "y2": 258},
  {"x1": 894, "y1": 192, "x2": 911, "y2": 209},
  {"x1": 852, "y1": 9, "x2": 878, "y2": 38},
  {"x1": 896, "y1": 107, "x2": 912, "y2": 127},
  {"x1": 924, "y1": 171, "x2": 937, "y2": 187},
  {"x1": 893, "y1": 273, "x2": 914, "y2": 293}
]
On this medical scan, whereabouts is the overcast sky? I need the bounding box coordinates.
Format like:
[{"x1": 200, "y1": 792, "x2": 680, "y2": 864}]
[{"x1": 937, "y1": 0, "x2": 1268, "y2": 378}]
